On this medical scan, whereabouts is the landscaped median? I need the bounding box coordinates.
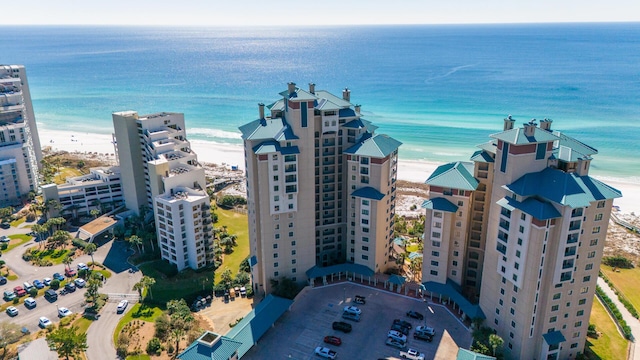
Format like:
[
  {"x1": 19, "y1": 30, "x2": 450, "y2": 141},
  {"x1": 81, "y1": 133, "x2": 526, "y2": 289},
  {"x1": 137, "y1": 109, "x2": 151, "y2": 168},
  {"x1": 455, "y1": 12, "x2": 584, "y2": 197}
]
[
  {"x1": 585, "y1": 298, "x2": 629, "y2": 359},
  {"x1": 595, "y1": 285, "x2": 633, "y2": 340}
]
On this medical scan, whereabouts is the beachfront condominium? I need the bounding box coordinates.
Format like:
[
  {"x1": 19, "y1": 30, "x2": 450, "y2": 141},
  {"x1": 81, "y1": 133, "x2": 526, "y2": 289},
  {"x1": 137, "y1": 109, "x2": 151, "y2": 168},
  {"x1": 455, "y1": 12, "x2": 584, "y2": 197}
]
[
  {"x1": 0, "y1": 65, "x2": 42, "y2": 207},
  {"x1": 113, "y1": 111, "x2": 213, "y2": 271},
  {"x1": 241, "y1": 83, "x2": 401, "y2": 295},
  {"x1": 421, "y1": 117, "x2": 621, "y2": 360}
]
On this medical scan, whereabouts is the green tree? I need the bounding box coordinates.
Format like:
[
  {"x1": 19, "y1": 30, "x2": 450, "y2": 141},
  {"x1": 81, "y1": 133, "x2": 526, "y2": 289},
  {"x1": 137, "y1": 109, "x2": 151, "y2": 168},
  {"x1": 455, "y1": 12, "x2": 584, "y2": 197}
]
[
  {"x1": 62, "y1": 255, "x2": 73, "y2": 271},
  {"x1": 127, "y1": 235, "x2": 143, "y2": 253},
  {"x1": 220, "y1": 269, "x2": 233, "y2": 289},
  {"x1": 49, "y1": 230, "x2": 71, "y2": 249},
  {"x1": 166, "y1": 299, "x2": 194, "y2": 357},
  {"x1": 0, "y1": 207, "x2": 13, "y2": 221},
  {"x1": 85, "y1": 243, "x2": 97, "y2": 268},
  {"x1": 489, "y1": 334, "x2": 504, "y2": 357},
  {"x1": 134, "y1": 276, "x2": 157, "y2": 302},
  {"x1": 270, "y1": 277, "x2": 301, "y2": 300},
  {"x1": 0, "y1": 321, "x2": 22, "y2": 359},
  {"x1": 46, "y1": 325, "x2": 88, "y2": 360},
  {"x1": 84, "y1": 272, "x2": 103, "y2": 304},
  {"x1": 90, "y1": 208, "x2": 101, "y2": 219},
  {"x1": 239, "y1": 257, "x2": 251, "y2": 273}
]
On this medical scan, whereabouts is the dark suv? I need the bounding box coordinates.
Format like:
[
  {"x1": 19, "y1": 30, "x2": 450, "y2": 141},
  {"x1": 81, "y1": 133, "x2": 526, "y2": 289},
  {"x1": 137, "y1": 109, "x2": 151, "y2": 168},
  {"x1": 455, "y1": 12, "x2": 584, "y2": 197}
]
[
  {"x1": 414, "y1": 331, "x2": 433, "y2": 342},
  {"x1": 44, "y1": 289, "x2": 58, "y2": 301},
  {"x1": 332, "y1": 321, "x2": 352, "y2": 333}
]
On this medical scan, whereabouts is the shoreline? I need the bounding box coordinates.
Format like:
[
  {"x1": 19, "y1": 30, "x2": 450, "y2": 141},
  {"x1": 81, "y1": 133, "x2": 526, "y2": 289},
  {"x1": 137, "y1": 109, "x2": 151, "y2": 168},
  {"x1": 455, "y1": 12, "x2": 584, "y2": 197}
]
[{"x1": 39, "y1": 128, "x2": 640, "y2": 215}]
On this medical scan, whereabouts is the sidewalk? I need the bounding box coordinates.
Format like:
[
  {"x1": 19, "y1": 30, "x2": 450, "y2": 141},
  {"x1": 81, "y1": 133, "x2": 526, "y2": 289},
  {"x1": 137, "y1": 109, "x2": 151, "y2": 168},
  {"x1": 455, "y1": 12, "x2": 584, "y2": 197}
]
[{"x1": 597, "y1": 277, "x2": 639, "y2": 360}]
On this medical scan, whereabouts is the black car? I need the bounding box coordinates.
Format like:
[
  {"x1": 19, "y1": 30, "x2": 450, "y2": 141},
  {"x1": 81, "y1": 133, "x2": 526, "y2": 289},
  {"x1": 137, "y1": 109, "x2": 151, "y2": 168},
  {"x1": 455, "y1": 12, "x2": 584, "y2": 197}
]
[
  {"x1": 44, "y1": 289, "x2": 58, "y2": 301},
  {"x1": 406, "y1": 310, "x2": 424, "y2": 320},
  {"x1": 393, "y1": 319, "x2": 412, "y2": 329},
  {"x1": 0, "y1": 223, "x2": 10, "y2": 229},
  {"x1": 414, "y1": 332, "x2": 433, "y2": 342},
  {"x1": 332, "y1": 321, "x2": 352, "y2": 333},
  {"x1": 64, "y1": 282, "x2": 76, "y2": 292},
  {"x1": 0, "y1": 276, "x2": 6, "y2": 285},
  {"x1": 391, "y1": 323, "x2": 409, "y2": 335}
]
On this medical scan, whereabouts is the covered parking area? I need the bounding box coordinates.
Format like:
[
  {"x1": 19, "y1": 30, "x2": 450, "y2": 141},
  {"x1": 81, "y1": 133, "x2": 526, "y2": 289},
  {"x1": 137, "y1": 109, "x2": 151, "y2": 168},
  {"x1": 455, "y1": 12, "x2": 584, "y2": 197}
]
[
  {"x1": 421, "y1": 281, "x2": 485, "y2": 322},
  {"x1": 306, "y1": 263, "x2": 376, "y2": 287}
]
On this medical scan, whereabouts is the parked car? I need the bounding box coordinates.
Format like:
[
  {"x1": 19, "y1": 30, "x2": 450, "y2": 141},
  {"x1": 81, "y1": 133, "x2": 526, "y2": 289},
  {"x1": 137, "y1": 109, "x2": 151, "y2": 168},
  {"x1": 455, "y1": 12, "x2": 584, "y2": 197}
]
[
  {"x1": 6, "y1": 306, "x2": 18, "y2": 317},
  {"x1": 117, "y1": 299, "x2": 129, "y2": 313},
  {"x1": 0, "y1": 276, "x2": 6, "y2": 285},
  {"x1": 24, "y1": 297, "x2": 36, "y2": 309},
  {"x1": 3, "y1": 290, "x2": 16, "y2": 301},
  {"x1": 64, "y1": 282, "x2": 76, "y2": 292},
  {"x1": 391, "y1": 323, "x2": 409, "y2": 335},
  {"x1": 58, "y1": 307, "x2": 72, "y2": 317},
  {"x1": 387, "y1": 330, "x2": 407, "y2": 343},
  {"x1": 0, "y1": 235, "x2": 10, "y2": 242},
  {"x1": 332, "y1": 321, "x2": 352, "y2": 333},
  {"x1": 406, "y1": 310, "x2": 424, "y2": 320},
  {"x1": 385, "y1": 337, "x2": 406, "y2": 349},
  {"x1": 13, "y1": 286, "x2": 27, "y2": 297},
  {"x1": 314, "y1": 346, "x2": 337, "y2": 360},
  {"x1": 415, "y1": 326, "x2": 436, "y2": 337},
  {"x1": 240, "y1": 287, "x2": 247, "y2": 297},
  {"x1": 399, "y1": 348, "x2": 425, "y2": 360},
  {"x1": 77, "y1": 263, "x2": 89, "y2": 271},
  {"x1": 44, "y1": 289, "x2": 58, "y2": 301},
  {"x1": 64, "y1": 268, "x2": 77, "y2": 277},
  {"x1": 52, "y1": 273, "x2": 65, "y2": 282},
  {"x1": 393, "y1": 319, "x2": 412, "y2": 329},
  {"x1": 323, "y1": 335, "x2": 342, "y2": 346},
  {"x1": 39, "y1": 317, "x2": 52, "y2": 328},
  {"x1": 43, "y1": 277, "x2": 52, "y2": 286},
  {"x1": 22, "y1": 282, "x2": 34, "y2": 291},
  {"x1": 32, "y1": 279, "x2": 45, "y2": 289},
  {"x1": 413, "y1": 331, "x2": 433, "y2": 342},
  {"x1": 0, "y1": 222, "x2": 10, "y2": 229},
  {"x1": 342, "y1": 311, "x2": 361, "y2": 322},
  {"x1": 354, "y1": 295, "x2": 366, "y2": 304},
  {"x1": 74, "y1": 278, "x2": 86, "y2": 288},
  {"x1": 343, "y1": 306, "x2": 362, "y2": 315}
]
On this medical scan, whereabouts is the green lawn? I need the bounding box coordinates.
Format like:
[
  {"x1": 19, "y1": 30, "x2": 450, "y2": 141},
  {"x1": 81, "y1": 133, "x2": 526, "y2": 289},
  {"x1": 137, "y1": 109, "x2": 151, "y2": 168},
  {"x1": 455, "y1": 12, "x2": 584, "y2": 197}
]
[
  {"x1": 405, "y1": 243, "x2": 419, "y2": 253},
  {"x1": 73, "y1": 316, "x2": 94, "y2": 334},
  {"x1": 600, "y1": 265, "x2": 640, "y2": 311},
  {"x1": 6, "y1": 234, "x2": 33, "y2": 252},
  {"x1": 214, "y1": 208, "x2": 249, "y2": 283},
  {"x1": 113, "y1": 303, "x2": 163, "y2": 346},
  {"x1": 26, "y1": 247, "x2": 70, "y2": 265},
  {"x1": 585, "y1": 297, "x2": 629, "y2": 359},
  {"x1": 54, "y1": 167, "x2": 83, "y2": 185},
  {"x1": 126, "y1": 355, "x2": 150, "y2": 360},
  {"x1": 10, "y1": 217, "x2": 26, "y2": 227},
  {"x1": 140, "y1": 260, "x2": 213, "y2": 305}
]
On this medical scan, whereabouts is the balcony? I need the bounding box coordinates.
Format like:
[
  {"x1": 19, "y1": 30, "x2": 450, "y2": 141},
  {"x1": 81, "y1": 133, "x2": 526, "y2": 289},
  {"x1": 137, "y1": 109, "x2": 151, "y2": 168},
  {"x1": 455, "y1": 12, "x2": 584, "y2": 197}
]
[
  {"x1": 569, "y1": 220, "x2": 581, "y2": 231},
  {"x1": 499, "y1": 219, "x2": 510, "y2": 231}
]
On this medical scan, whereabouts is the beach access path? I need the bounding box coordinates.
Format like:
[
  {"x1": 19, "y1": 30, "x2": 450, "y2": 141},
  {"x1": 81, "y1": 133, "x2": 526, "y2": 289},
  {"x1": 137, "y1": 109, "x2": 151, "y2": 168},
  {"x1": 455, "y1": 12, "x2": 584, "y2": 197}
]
[{"x1": 597, "y1": 277, "x2": 640, "y2": 360}]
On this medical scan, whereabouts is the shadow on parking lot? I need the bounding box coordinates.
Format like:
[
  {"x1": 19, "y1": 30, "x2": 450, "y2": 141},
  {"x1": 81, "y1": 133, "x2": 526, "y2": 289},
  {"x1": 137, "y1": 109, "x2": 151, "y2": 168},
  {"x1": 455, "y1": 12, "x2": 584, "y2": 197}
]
[{"x1": 101, "y1": 240, "x2": 134, "y2": 274}]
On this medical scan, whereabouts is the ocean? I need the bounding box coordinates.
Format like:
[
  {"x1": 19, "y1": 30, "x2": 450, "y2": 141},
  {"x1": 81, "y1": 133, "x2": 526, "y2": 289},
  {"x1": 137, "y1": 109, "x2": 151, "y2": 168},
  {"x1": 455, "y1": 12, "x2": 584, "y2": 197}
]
[{"x1": 1, "y1": 24, "x2": 639, "y2": 181}]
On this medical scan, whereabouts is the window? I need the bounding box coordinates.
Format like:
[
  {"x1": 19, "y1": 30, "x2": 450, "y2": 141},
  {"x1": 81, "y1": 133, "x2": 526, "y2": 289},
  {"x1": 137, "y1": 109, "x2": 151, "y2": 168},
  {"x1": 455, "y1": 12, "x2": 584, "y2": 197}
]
[
  {"x1": 512, "y1": 297, "x2": 517, "y2": 304},
  {"x1": 291, "y1": 250, "x2": 296, "y2": 255},
  {"x1": 274, "y1": 262, "x2": 278, "y2": 267},
  {"x1": 432, "y1": 232, "x2": 441, "y2": 239},
  {"x1": 519, "y1": 225, "x2": 525, "y2": 233},
  {"x1": 510, "y1": 308, "x2": 515, "y2": 315},
  {"x1": 431, "y1": 260, "x2": 439, "y2": 266},
  {"x1": 289, "y1": 231, "x2": 294, "y2": 237},
  {"x1": 274, "y1": 271, "x2": 279, "y2": 277},
  {"x1": 575, "y1": 321, "x2": 582, "y2": 327},
  {"x1": 452, "y1": 261, "x2": 458, "y2": 266},
  {"x1": 587, "y1": 251, "x2": 596, "y2": 259},
  {"x1": 571, "y1": 343, "x2": 578, "y2": 349},
  {"x1": 362, "y1": 200, "x2": 369, "y2": 206},
  {"x1": 362, "y1": 209, "x2": 369, "y2": 215},
  {"x1": 362, "y1": 246, "x2": 369, "y2": 251},
  {"x1": 516, "y1": 250, "x2": 521, "y2": 258},
  {"x1": 434, "y1": 211, "x2": 442, "y2": 218},
  {"x1": 578, "y1": 298, "x2": 586, "y2": 305},
  {"x1": 511, "y1": 321, "x2": 516, "y2": 328},
  {"x1": 453, "y1": 251, "x2": 459, "y2": 256},
  {"x1": 590, "y1": 239, "x2": 598, "y2": 246},
  {"x1": 273, "y1": 253, "x2": 278, "y2": 258},
  {"x1": 597, "y1": 201, "x2": 605, "y2": 208},
  {"x1": 592, "y1": 226, "x2": 600, "y2": 234},
  {"x1": 362, "y1": 237, "x2": 369, "y2": 242},
  {"x1": 583, "y1": 275, "x2": 591, "y2": 282},
  {"x1": 432, "y1": 251, "x2": 440, "y2": 257},
  {"x1": 432, "y1": 241, "x2": 441, "y2": 247},
  {"x1": 552, "y1": 305, "x2": 559, "y2": 311},
  {"x1": 458, "y1": 200, "x2": 464, "y2": 206},
  {"x1": 585, "y1": 263, "x2": 593, "y2": 270},
  {"x1": 553, "y1": 293, "x2": 561, "y2": 300},
  {"x1": 577, "y1": 310, "x2": 584, "y2": 316},
  {"x1": 292, "y1": 259, "x2": 296, "y2": 264},
  {"x1": 550, "y1": 316, "x2": 557, "y2": 323},
  {"x1": 362, "y1": 255, "x2": 368, "y2": 260},
  {"x1": 273, "y1": 244, "x2": 278, "y2": 249},
  {"x1": 580, "y1": 287, "x2": 589, "y2": 294},
  {"x1": 500, "y1": 288, "x2": 505, "y2": 295},
  {"x1": 594, "y1": 213, "x2": 603, "y2": 221},
  {"x1": 517, "y1": 238, "x2": 523, "y2": 246},
  {"x1": 521, "y1": 213, "x2": 526, "y2": 220},
  {"x1": 496, "y1": 308, "x2": 500, "y2": 315},
  {"x1": 430, "y1": 270, "x2": 438, "y2": 276}
]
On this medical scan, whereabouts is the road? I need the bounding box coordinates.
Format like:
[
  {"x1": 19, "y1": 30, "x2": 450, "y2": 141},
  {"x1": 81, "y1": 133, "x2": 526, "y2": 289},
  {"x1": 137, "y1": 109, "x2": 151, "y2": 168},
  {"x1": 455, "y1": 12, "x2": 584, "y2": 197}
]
[
  {"x1": 86, "y1": 302, "x2": 121, "y2": 360},
  {"x1": 597, "y1": 277, "x2": 640, "y2": 360}
]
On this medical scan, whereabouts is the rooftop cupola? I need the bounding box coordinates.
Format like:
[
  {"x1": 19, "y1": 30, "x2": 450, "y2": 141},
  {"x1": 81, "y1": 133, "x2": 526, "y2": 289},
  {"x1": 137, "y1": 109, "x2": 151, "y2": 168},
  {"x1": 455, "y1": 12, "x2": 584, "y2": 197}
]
[
  {"x1": 523, "y1": 119, "x2": 537, "y2": 136},
  {"x1": 539, "y1": 118, "x2": 553, "y2": 131},
  {"x1": 355, "y1": 104, "x2": 361, "y2": 114},
  {"x1": 287, "y1": 82, "x2": 296, "y2": 95},
  {"x1": 258, "y1": 103, "x2": 265, "y2": 120},
  {"x1": 504, "y1": 114, "x2": 515, "y2": 130},
  {"x1": 308, "y1": 83, "x2": 315, "y2": 94},
  {"x1": 342, "y1": 88, "x2": 351, "y2": 101}
]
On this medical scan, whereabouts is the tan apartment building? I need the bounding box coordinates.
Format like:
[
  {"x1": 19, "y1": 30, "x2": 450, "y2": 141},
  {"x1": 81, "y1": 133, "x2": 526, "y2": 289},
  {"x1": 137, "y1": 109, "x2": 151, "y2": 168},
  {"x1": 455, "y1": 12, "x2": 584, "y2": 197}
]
[
  {"x1": 422, "y1": 117, "x2": 621, "y2": 360},
  {"x1": 113, "y1": 111, "x2": 212, "y2": 271},
  {"x1": 241, "y1": 83, "x2": 400, "y2": 295}
]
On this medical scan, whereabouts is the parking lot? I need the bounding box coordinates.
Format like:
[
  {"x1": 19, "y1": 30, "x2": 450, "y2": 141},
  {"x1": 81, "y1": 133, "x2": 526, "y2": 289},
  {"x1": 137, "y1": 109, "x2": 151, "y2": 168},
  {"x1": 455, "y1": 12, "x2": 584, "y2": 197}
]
[{"x1": 243, "y1": 282, "x2": 472, "y2": 360}]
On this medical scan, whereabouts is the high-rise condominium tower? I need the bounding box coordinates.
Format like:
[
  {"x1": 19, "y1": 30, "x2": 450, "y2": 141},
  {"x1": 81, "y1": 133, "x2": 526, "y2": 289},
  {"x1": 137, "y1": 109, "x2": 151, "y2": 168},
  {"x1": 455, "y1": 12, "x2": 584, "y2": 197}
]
[
  {"x1": 0, "y1": 65, "x2": 41, "y2": 206},
  {"x1": 241, "y1": 83, "x2": 401, "y2": 295},
  {"x1": 422, "y1": 117, "x2": 621, "y2": 360},
  {"x1": 113, "y1": 111, "x2": 213, "y2": 271}
]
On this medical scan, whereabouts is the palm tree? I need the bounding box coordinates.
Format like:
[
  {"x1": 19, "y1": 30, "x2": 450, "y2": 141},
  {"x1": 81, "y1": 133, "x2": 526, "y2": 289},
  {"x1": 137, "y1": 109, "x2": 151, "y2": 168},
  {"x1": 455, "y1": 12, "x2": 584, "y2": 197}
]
[
  {"x1": 85, "y1": 243, "x2": 97, "y2": 268},
  {"x1": 49, "y1": 230, "x2": 70, "y2": 249},
  {"x1": 127, "y1": 235, "x2": 143, "y2": 253},
  {"x1": 62, "y1": 255, "x2": 73, "y2": 271},
  {"x1": 489, "y1": 334, "x2": 504, "y2": 357},
  {"x1": 90, "y1": 208, "x2": 101, "y2": 219}
]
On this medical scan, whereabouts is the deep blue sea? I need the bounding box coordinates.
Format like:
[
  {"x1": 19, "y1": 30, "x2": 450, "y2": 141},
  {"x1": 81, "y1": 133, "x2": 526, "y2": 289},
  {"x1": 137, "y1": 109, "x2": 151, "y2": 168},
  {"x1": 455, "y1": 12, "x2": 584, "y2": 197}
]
[{"x1": 1, "y1": 24, "x2": 639, "y2": 180}]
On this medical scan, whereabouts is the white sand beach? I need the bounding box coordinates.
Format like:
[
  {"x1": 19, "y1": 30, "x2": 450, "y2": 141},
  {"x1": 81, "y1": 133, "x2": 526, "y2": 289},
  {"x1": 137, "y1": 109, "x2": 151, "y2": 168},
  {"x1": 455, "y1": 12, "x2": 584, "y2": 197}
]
[{"x1": 39, "y1": 128, "x2": 640, "y2": 215}]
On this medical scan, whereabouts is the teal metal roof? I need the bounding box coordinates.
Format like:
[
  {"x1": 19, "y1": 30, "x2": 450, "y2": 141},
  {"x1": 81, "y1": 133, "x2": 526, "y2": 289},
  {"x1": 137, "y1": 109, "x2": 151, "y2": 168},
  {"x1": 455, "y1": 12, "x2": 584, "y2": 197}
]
[
  {"x1": 470, "y1": 150, "x2": 494, "y2": 163},
  {"x1": 457, "y1": 348, "x2": 496, "y2": 360},
  {"x1": 554, "y1": 145, "x2": 592, "y2": 163},
  {"x1": 497, "y1": 197, "x2": 561, "y2": 220},
  {"x1": 225, "y1": 294, "x2": 294, "y2": 358},
  {"x1": 408, "y1": 252, "x2": 423, "y2": 260},
  {"x1": 266, "y1": 99, "x2": 284, "y2": 111},
  {"x1": 177, "y1": 332, "x2": 242, "y2": 360},
  {"x1": 421, "y1": 198, "x2": 458, "y2": 213},
  {"x1": 342, "y1": 118, "x2": 379, "y2": 132},
  {"x1": 316, "y1": 98, "x2": 341, "y2": 111},
  {"x1": 542, "y1": 330, "x2": 566, "y2": 346},
  {"x1": 388, "y1": 275, "x2": 406, "y2": 285},
  {"x1": 344, "y1": 133, "x2": 402, "y2": 158},
  {"x1": 314, "y1": 90, "x2": 352, "y2": 108},
  {"x1": 477, "y1": 140, "x2": 497, "y2": 154},
  {"x1": 239, "y1": 118, "x2": 297, "y2": 141},
  {"x1": 252, "y1": 141, "x2": 300, "y2": 155},
  {"x1": 505, "y1": 167, "x2": 622, "y2": 208},
  {"x1": 553, "y1": 131, "x2": 598, "y2": 156},
  {"x1": 426, "y1": 162, "x2": 479, "y2": 191},
  {"x1": 306, "y1": 263, "x2": 375, "y2": 278},
  {"x1": 490, "y1": 126, "x2": 560, "y2": 145},
  {"x1": 351, "y1": 187, "x2": 385, "y2": 201},
  {"x1": 422, "y1": 281, "x2": 485, "y2": 319},
  {"x1": 279, "y1": 87, "x2": 317, "y2": 101}
]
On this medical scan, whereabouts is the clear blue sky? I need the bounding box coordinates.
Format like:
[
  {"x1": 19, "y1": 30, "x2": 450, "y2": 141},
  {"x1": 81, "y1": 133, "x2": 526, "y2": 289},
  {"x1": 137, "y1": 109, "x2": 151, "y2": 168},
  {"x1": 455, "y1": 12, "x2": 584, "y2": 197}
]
[{"x1": 10, "y1": 0, "x2": 640, "y2": 26}]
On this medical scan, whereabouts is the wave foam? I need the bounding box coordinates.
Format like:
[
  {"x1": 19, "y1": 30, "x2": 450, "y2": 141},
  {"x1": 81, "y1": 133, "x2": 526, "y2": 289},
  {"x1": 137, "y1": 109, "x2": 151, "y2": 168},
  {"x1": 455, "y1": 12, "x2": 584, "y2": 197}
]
[{"x1": 188, "y1": 127, "x2": 241, "y2": 139}]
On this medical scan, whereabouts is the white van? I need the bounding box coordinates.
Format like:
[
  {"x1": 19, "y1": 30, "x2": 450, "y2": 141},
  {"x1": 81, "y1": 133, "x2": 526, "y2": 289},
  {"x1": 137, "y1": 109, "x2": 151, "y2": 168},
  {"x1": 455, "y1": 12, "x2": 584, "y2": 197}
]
[{"x1": 23, "y1": 281, "x2": 34, "y2": 291}]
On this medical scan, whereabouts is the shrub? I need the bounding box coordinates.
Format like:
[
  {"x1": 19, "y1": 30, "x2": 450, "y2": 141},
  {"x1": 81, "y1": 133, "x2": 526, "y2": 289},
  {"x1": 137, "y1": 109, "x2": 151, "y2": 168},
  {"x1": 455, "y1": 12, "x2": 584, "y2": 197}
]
[
  {"x1": 146, "y1": 337, "x2": 162, "y2": 355},
  {"x1": 50, "y1": 279, "x2": 60, "y2": 290},
  {"x1": 0, "y1": 260, "x2": 5, "y2": 267},
  {"x1": 72, "y1": 238, "x2": 89, "y2": 249},
  {"x1": 0, "y1": 243, "x2": 7, "y2": 251},
  {"x1": 587, "y1": 324, "x2": 598, "y2": 338},
  {"x1": 28, "y1": 288, "x2": 38, "y2": 297},
  {"x1": 602, "y1": 256, "x2": 634, "y2": 269},
  {"x1": 217, "y1": 195, "x2": 247, "y2": 209},
  {"x1": 597, "y1": 285, "x2": 633, "y2": 339}
]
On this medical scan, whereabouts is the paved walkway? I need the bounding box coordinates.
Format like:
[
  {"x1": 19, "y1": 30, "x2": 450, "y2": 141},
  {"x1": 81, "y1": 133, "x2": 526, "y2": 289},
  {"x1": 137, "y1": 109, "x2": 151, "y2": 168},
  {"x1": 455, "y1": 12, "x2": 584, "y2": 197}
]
[{"x1": 597, "y1": 277, "x2": 640, "y2": 360}]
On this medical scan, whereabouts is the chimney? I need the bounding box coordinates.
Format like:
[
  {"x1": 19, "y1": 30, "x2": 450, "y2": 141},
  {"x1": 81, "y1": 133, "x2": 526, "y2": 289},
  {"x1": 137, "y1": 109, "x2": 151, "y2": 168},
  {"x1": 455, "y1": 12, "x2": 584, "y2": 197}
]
[
  {"x1": 355, "y1": 104, "x2": 361, "y2": 114},
  {"x1": 287, "y1": 82, "x2": 296, "y2": 95},
  {"x1": 503, "y1": 114, "x2": 515, "y2": 131},
  {"x1": 309, "y1": 83, "x2": 315, "y2": 94},
  {"x1": 539, "y1": 118, "x2": 553, "y2": 131},
  {"x1": 523, "y1": 119, "x2": 537, "y2": 136},
  {"x1": 258, "y1": 103, "x2": 265, "y2": 119},
  {"x1": 342, "y1": 88, "x2": 351, "y2": 101}
]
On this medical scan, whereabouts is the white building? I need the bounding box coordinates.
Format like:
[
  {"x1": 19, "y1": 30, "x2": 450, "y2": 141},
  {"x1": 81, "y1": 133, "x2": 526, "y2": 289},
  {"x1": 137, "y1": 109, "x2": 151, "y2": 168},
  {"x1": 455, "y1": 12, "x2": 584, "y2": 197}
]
[
  {"x1": 112, "y1": 111, "x2": 213, "y2": 271},
  {"x1": 0, "y1": 65, "x2": 41, "y2": 206}
]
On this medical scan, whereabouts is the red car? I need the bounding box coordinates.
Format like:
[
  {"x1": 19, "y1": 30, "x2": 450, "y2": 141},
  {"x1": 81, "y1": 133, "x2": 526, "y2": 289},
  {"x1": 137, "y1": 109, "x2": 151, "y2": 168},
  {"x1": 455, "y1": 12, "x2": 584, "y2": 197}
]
[
  {"x1": 64, "y1": 268, "x2": 77, "y2": 277},
  {"x1": 13, "y1": 286, "x2": 27, "y2": 297},
  {"x1": 324, "y1": 335, "x2": 342, "y2": 346}
]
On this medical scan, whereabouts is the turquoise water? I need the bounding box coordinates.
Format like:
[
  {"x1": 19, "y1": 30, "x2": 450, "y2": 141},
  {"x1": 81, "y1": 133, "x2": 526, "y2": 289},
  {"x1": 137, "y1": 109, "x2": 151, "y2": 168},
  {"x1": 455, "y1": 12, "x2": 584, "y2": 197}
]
[{"x1": 1, "y1": 24, "x2": 639, "y2": 180}]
